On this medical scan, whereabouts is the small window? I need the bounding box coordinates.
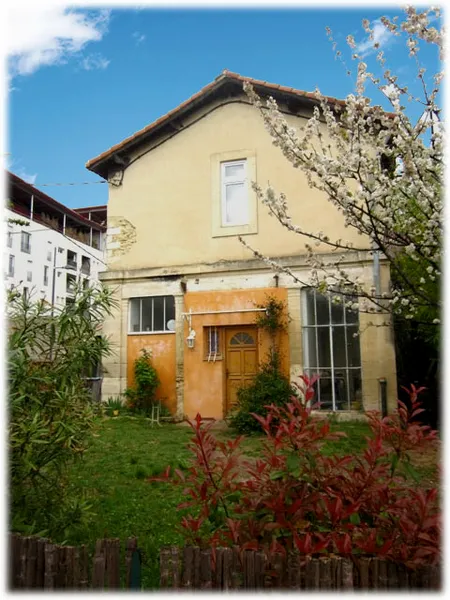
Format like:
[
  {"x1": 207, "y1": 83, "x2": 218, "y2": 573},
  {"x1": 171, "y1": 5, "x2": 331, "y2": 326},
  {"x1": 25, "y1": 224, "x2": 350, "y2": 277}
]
[
  {"x1": 67, "y1": 250, "x2": 77, "y2": 269},
  {"x1": 221, "y1": 159, "x2": 248, "y2": 226},
  {"x1": 81, "y1": 255, "x2": 91, "y2": 275},
  {"x1": 204, "y1": 326, "x2": 222, "y2": 360},
  {"x1": 44, "y1": 266, "x2": 49, "y2": 286},
  {"x1": 8, "y1": 255, "x2": 15, "y2": 277},
  {"x1": 7, "y1": 231, "x2": 13, "y2": 248},
  {"x1": 26, "y1": 270, "x2": 32, "y2": 282},
  {"x1": 47, "y1": 250, "x2": 52, "y2": 261},
  {"x1": 129, "y1": 296, "x2": 175, "y2": 333},
  {"x1": 23, "y1": 286, "x2": 29, "y2": 300},
  {"x1": 21, "y1": 231, "x2": 31, "y2": 253}
]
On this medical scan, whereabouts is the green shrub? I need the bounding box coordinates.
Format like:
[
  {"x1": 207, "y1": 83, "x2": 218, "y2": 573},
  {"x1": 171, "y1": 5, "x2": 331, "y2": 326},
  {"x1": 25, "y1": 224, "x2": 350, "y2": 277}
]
[
  {"x1": 8, "y1": 284, "x2": 115, "y2": 539},
  {"x1": 124, "y1": 349, "x2": 160, "y2": 415},
  {"x1": 105, "y1": 396, "x2": 124, "y2": 417},
  {"x1": 229, "y1": 351, "x2": 297, "y2": 434}
]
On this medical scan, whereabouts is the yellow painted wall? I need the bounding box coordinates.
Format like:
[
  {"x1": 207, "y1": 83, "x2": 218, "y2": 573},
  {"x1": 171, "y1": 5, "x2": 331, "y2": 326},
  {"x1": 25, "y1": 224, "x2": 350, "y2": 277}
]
[
  {"x1": 107, "y1": 100, "x2": 366, "y2": 270},
  {"x1": 183, "y1": 287, "x2": 289, "y2": 419},
  {"x1": 127, "y1": 334, "x2": 177, "y2": 414}
]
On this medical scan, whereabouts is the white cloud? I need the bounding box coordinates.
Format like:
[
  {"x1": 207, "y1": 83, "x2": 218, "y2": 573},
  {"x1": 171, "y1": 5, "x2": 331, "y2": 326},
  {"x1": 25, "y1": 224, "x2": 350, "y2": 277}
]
[
  {"x1": 132, "y1": 31, "x2": 146, "y2": 45},
  {"x1": 355, "y1": 20, "x2": 394, "y2": 57},
  {"x1": 81, "y1": 53, "x2": 110, "y2": 71},
  {"x1": 7, "y1": 7, "x2": 110, "y2": 77}
]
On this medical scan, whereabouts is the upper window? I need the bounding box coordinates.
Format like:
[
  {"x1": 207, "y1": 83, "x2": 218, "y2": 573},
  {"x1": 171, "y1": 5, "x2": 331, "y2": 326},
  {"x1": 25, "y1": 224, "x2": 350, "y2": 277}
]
[
  {"x1": 7, "y1": 230, "x2": 13, "y2": 248},
  {"x1": 302, "y1": 288, "x2": 361, "y2": 412},
  {"x1": 221, "y1": 160, "x2": 249, "y2": 227},
  {"x1": 44, "y1": 266, "x2": 49, "y2": 286},
  {"x1": 21, "y1": 231, "x2": 31, "y2": 254},
  {"x1": 8, "y1": 255, "x2": 15, "y2": 277},
  {"x1": 129, "y1": 296, "x2": 175, "y2": 333}
]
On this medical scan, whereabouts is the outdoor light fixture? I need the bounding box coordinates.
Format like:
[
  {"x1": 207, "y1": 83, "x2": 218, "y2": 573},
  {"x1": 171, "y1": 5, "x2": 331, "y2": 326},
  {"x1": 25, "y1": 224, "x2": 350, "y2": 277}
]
[{"x1": 186, "y1": 329, "x2": 196, "y2": 349}]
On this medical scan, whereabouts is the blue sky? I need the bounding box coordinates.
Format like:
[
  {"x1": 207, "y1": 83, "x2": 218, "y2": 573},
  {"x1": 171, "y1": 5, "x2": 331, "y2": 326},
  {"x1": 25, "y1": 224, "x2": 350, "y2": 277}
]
[{"x1": 6, "y1": 4, "x2": 442, "y2": 209}]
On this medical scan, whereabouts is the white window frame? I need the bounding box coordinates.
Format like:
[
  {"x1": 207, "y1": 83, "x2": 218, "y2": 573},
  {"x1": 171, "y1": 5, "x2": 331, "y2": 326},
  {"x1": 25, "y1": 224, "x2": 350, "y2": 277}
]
[
  {"x1": 221, "y1": 159, "x2": 248, "y2": 227},
  {"x1": 302, "y1": 288, "x2": 361, "y2": 411},
  {"x1": 129, "y1": 296, "x2": 175, "y2": 334}
]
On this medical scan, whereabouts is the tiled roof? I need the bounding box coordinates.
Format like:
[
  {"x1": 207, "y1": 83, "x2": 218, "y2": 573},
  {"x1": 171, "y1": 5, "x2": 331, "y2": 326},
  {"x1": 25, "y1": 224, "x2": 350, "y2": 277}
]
[{"x1": 85, "y1": 70, "x2": 383, "y2": 175}]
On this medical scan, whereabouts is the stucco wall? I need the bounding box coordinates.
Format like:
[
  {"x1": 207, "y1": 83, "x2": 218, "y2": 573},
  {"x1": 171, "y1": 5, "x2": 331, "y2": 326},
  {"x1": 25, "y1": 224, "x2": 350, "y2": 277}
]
[{"x1": 105, "y1": 100, "x2": 366, "y2": 269}]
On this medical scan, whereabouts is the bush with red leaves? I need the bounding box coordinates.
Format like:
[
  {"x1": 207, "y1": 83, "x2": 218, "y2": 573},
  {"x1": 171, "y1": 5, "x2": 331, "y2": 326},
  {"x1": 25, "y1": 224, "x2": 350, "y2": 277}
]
[{"x1": 149, "y1": 379, "x2": 440, "y2": 568}]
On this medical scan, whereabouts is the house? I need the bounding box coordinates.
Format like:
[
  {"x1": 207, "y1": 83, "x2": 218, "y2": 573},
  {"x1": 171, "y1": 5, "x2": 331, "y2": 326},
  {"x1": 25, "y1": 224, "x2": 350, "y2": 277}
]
[
  {"x1": 5, "y1": 171, "x2": 106, "y2": 306},
  {"x1": 86, "y1": 70, "x2": 397, "y2": 420}
]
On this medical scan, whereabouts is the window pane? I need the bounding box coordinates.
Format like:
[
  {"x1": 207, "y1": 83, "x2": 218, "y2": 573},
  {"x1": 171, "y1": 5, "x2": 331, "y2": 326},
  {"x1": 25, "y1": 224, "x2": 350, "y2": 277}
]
[
  {"x1": 317, "y1": 327, "x2": 331, "y2": 367},
  {"x1": 225, "y1": 163, "x2": 245, "y2": 178},
  {"x1": 347, "y1": 326, "x2": 361, "y2": 367},
  {"x1": 318, "y1": 377, "x2": 333, "y2": 410},
  {"x1": 315, "y1": 293, "x2": 330, "y2": 325},
  {"x1": 303, "y1": 327, "x2": 318, "y2": 368},
  {"x1": 330, "y1": 296, "x2": 344, "y2": 323},
  {"x1": 153, "y1": 296, "x2": 165, "y2": 331},
  {"x1": 130, "y1": 299, "x2": 141, "y2": 332},
  {"x1": 165, "y1": 296, "x2": 175, "y2": 328},
  {"x1": 332, "y1": 326, "x2": 347, "y2": 368},
  {"x1": 225, "y1": 182, "x2": 248, "y2": 224},
  {"x1": 334, "y1": 370, "x2": 348, "y2": 410},
  {"x1": 141, "y1": 297, "x2": 153, "y2": 331},
  {"x1": 303, "y1": 288, "x2": 316, "y2": 325},
  {"x1": 345, "y1": 301, "x2": 359, "y2": 324}
]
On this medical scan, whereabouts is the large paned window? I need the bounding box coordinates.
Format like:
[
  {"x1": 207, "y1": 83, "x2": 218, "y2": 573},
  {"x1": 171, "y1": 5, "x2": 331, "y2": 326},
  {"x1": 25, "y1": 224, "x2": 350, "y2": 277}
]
[
  {"x1": 302, "y1": 288, "x2": 362, "y2": 411},
  {"x1": 129, "y1": 296, "x2": 175, "y2": 333},
  {"x1": 221, "y1": 160, "x2": 249, "y2": 226}
]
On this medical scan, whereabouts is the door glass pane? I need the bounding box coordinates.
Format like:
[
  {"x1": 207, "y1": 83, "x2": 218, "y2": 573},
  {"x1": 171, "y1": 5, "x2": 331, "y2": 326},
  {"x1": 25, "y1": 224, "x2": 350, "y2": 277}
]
[
  {"x1": 141, "y1": 297, "x2": 153, "y2": 332},
  {"x1": 316, "y1": 293, "x2": 330, "y2": 325},
  {"x1": 347, "y1": 326, "x2": 361, "y2": 367},
  {"x1": 225, "y1": 163, "x2": 245, "y2": 178},
  {"x1": 130, "y1": 299, "x2": 141, "y2": 332},
  {"x1": 303, "y1": 327, "x2": 318, "y2": 368},
  {"x1": 317, "y1": 327, "x2": 331, "y2": 367},
  {"x1": 153, "y1": 296, "x2": 165, "y2": 331},
  {"x1": 332, "y1": 326, "x2": 347, "y2": 368}
]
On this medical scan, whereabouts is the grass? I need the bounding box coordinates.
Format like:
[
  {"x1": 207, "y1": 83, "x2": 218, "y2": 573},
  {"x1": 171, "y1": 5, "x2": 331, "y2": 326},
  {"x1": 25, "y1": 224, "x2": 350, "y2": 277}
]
[{"x1": 63, "y1": 416, "x2": 439, "y2": 589}]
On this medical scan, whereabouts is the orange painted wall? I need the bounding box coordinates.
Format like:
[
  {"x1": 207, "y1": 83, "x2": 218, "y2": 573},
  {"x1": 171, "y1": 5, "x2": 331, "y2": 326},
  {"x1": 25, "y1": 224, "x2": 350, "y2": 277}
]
[
  {"x1": 127, "y1": 334, "x2": 177, "y2": 414},
  {"x1": 183, "y1": 288, "x2": 289, "y2": 419}
]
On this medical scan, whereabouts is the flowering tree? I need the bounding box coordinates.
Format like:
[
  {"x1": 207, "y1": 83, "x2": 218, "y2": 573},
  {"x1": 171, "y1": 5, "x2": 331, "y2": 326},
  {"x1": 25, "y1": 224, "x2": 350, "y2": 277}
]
[{"x1": 242, "y1": 6, "x2": 442, "y2": 335}]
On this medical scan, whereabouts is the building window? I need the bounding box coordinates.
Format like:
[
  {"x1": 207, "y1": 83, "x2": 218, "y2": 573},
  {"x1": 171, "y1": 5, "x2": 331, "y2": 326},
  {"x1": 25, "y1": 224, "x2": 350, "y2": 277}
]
[
  {"x1": 67, "y1": 250, "x2": 77, "y2": 269},
  {"x1": 81, "y1": 255, "x2": 91, "y2": 275},
  {"x1": 302, "y1": 288, "x2": 362, "y2": 411},
  {"x1": 44, "y1": 265, "x2": 49, "y2": 286},
  {"x1": 47, "y1": 250, "x2": 52, "y2": 261},
  {"x1": 23, "y1": 286, "x2": 29, "y2": 300},
  {"x1": 221, "y1": 159, "x2": 248, "y2": 226},
  {"x1": 8, "y1": 255, "x2": 15, "y2": 277},
  {"x1": 21, "y1": 231, "x2": 31, "y2": 253},
  {"x1": 129, "y1": 296, "x2": 175, "y2": 333},
  {"x1": 204, "y1": 326, "x2": 222, "y2": 360},
  {"x1": 7, "y1": 230, "x2": 13, "y2": 248},
  {"x1": 27, "y1": 271, "x2": 32, "y2": 282}
]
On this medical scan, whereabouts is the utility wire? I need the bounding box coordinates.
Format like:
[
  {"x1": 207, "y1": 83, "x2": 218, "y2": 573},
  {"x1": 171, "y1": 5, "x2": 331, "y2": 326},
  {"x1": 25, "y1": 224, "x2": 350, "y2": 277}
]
[{"x1": 34, "y1": 181, "x2": 107, "y2": 187}]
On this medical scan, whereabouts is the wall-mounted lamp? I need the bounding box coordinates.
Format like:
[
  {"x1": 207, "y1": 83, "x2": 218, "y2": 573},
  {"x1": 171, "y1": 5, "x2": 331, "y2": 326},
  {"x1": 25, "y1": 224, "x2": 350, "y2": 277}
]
[{"x1": 186, "y1": 329, "x2": 196, "y2": 349}]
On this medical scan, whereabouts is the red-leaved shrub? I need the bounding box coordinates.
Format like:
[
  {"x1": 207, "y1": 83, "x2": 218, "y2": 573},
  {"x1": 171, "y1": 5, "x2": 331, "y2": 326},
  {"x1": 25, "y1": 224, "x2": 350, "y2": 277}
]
[{"x1": 149, "y1": 379, "x2": 440, "y2": 568}]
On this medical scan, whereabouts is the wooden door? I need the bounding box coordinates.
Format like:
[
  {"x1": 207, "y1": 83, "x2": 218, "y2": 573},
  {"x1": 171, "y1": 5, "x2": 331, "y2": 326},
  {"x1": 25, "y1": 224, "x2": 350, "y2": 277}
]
[{"x1": 225, "y1": 327, "x2": 258, "y2": 414}]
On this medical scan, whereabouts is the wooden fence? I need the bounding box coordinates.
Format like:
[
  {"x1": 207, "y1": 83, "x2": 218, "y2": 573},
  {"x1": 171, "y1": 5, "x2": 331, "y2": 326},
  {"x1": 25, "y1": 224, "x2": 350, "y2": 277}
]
[
  {"x1": 160, "y1": 546, "x2": 441, "y2": 590},
  {"x1": 9, "y1": 534, "x2": 141, "y2": 590}
]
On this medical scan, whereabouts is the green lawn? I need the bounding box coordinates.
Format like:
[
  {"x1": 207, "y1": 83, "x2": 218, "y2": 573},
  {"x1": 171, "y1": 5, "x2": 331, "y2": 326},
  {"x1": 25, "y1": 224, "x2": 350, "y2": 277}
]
[{"x1": 65, "y1": 416, "x2": 438, "y2": 589}]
